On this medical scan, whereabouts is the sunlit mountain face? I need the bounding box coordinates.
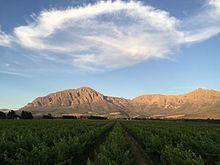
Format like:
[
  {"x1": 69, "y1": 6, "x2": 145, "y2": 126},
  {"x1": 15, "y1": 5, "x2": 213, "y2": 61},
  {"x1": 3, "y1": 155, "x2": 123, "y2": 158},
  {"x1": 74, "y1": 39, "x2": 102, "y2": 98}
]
[{"x1": 19, "y1": 87, "x2": 220, "y2": 119}]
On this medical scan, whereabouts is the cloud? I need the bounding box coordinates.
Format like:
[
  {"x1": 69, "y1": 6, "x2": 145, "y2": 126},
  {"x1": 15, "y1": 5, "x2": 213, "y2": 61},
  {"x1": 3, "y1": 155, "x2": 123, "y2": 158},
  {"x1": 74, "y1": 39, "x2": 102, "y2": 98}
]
[
  {"x1": 13, "y1": 1, "x2": 184, "y2": 70},
  {"x1": 182, "y1": 0, "x2": 220, "y2": 43},
  {"x1": 0, "y1": 0, "x2": 220, "y2": 71},
  {"x1": 184, "y1": 27, "x2": 220, "y2": 43},
  {"x1": 0, "y1": 30, "x2": 12, "y2": 47},
  {"x1": 209, "y1": 0, "x2": 220, "y2": 18},
  {"x1": 0, "y1": 70, "x2": 29, "y2": 77}
]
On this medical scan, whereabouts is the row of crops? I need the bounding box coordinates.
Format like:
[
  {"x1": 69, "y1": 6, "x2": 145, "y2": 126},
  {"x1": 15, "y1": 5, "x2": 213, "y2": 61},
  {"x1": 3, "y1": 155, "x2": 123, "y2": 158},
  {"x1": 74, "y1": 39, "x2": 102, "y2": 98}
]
[
  {"x1": 88, "y1": 122, "x2": 134, "y2": 165},
  {"x1": 0, "y1": 119, "x2": 220, "y2": 165},
  {"x1": 122, "y1": 120, "x2": 220, "y2": 165},
  {"x1": 0, "y1": 120, "x2": 114, "y2": 165}
]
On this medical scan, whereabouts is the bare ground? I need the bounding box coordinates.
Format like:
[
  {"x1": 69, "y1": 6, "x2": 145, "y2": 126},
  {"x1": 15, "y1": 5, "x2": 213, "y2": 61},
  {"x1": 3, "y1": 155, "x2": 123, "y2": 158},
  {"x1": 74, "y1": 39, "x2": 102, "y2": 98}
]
[{"x1": 122, "y1": 123, "x2": 154, "y2": 165}]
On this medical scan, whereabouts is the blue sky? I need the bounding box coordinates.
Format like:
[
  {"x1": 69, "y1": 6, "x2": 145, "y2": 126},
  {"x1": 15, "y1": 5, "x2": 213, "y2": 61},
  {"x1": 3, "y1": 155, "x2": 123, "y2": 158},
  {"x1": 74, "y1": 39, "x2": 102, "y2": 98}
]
[{"x1": 0, "y1": 0, "x2": 220, "y2": 109}]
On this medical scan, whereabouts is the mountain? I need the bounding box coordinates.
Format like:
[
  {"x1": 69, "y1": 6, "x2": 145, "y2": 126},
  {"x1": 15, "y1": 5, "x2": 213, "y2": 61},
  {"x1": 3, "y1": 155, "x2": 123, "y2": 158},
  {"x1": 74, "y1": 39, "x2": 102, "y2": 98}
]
[
  {"x1": 19, "y1": 87, "x2": 220, "y2": 119},
  {"x1": 0, "y1": 109, "x2": 11, "y2": 113},
  {"x1": 20, "y1": 87, "x2": 132, "y2": 118},
  {"x1": 131, "y1": 88, "x2": 220, "y2": 119}
]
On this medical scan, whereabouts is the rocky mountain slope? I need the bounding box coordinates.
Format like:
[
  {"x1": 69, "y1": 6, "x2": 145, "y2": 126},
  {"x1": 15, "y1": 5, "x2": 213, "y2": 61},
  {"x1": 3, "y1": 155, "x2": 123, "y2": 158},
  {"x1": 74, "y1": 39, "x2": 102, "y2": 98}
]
[
  {"x1": 19, "y1": 87, "x2": 220, "y2": 119},
  {"x1": 20, "y1": 87, "x2": 132, "y2": 118},
  {"x1": 131, "y1": 88, "x2": 220, "y2": 119}
]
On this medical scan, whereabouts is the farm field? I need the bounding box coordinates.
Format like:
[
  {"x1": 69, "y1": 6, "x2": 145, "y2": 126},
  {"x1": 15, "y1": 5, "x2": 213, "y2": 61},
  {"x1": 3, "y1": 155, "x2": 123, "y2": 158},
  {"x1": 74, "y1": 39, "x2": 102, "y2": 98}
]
[
  {"x1": 122, "y1": 120, "x2": 220, "y2": 165},
  {"x1": 0, "y1": 119, "x2": 220, "y2": 165}
]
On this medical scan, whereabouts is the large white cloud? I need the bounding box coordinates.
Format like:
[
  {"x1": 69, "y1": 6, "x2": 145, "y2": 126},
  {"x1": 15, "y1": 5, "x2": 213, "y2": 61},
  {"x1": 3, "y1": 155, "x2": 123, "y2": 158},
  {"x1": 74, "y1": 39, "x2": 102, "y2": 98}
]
[
  {"x1": 1, "y1": 0, "x2": 220, "y2": 71},
  {"x1": 13, "y1": 1, "x2": 183, "y2": 70}
]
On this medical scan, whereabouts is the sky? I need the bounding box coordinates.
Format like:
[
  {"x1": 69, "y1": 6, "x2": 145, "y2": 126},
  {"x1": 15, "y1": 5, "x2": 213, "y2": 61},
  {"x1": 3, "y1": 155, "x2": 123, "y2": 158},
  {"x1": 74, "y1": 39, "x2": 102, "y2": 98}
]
[{"x1": 0, "y1": 0, "x2": 220, "y2": 109}]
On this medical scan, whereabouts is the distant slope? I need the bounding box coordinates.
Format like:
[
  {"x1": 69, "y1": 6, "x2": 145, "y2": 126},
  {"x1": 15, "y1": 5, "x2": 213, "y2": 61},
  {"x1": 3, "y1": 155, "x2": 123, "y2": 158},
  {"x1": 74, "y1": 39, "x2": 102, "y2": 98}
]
[
  {"x1": 19, "y1": 87, "x2": 220, "y2": 119},
  {"x1": 0, "y1": 109, "x2": 10, "y2": 113},
  {"x1": 131, "y1": 88, "x2": 220, "y2": 119}
]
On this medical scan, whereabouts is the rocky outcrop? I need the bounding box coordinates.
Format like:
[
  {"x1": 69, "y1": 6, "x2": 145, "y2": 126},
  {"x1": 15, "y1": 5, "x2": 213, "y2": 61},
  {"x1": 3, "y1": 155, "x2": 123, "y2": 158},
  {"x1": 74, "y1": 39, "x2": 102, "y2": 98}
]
[
  {"x1": 24, "y1": 87, "x2": 105, "y2": 108},
  {"x1": 20, "y1": 87, "x2": 220, "y2": 119},
  {"x1": 20, "y1": 87, "x2": 132, "y2": 118},
  {"x1": 131, "y1": 88, "x2": 220, "y2": 119}
]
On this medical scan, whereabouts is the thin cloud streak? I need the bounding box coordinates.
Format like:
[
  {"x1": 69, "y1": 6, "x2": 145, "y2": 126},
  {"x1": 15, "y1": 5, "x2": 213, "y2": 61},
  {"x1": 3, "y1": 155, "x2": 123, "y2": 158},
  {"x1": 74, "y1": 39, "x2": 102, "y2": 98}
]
[{"x1": 0, "y1": 70, "x2": 30, "y2": 77}]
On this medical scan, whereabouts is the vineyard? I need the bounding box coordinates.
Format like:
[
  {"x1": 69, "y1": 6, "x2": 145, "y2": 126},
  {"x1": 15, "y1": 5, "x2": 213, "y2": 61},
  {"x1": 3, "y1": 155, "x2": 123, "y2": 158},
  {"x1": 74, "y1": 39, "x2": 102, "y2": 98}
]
[
  {"x1": 122, "y1": 120, "x2": 220, "y2": 165},
  {"x1": 0, "y1": 119, "x2": 220, "y2": 165}
]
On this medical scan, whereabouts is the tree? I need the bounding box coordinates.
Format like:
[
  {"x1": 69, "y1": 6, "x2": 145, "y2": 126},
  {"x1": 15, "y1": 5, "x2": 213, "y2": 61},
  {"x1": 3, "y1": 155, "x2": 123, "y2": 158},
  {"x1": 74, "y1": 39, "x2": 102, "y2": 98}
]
[
  {"x1": 0, "y1": 111, "x2": 6, "y2": 119},
  {"x1": 43, "y1": 113, "x2": 54, "y2": 119},
  {"x1": 7, "y1": 110, "x2": 17, "y2": 119},
  {"x1": 21, "y1": 111, "x2": 33, "y2": 119}
]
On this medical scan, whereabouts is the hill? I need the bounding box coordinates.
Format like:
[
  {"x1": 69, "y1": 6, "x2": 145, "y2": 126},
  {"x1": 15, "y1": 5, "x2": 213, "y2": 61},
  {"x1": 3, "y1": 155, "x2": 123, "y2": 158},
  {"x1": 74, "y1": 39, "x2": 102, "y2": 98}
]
[
  {"x1": 0, "y1": 109, "x2": 11, "y2": 113},
  {"x1": 19, "y1": 87, "x2": 220, "y2": 119},
  {"x1": 20, "y1": 87, "x2": 132, "y2": 118}
]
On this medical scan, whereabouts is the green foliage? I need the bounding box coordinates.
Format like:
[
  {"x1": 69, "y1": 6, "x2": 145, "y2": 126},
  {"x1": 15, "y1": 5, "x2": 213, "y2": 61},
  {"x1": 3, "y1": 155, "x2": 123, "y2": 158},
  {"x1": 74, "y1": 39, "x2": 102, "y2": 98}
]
[
  {"x1": 122, "y1": 120, "x2": 220, "y2": 165},
  {"x1": 1, "y1": 119, "x2": 219, "y2": 165},
  {"x1": 161, "y1": 144, "x2": 204, "y2": 165},
  {"x1": 0, "y1": 120, "x2": 114, "y2": 165},
  {"x1": 90, "y1": 123, "x2": 134, "y2": 165}
]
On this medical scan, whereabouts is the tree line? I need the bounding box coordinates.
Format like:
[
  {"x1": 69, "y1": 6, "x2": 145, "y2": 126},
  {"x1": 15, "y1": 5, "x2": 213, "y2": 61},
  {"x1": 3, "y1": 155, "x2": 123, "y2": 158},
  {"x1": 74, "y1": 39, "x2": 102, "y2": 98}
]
[{"x1": 0, "y1": 110, "x2": 33, "y2": 119}]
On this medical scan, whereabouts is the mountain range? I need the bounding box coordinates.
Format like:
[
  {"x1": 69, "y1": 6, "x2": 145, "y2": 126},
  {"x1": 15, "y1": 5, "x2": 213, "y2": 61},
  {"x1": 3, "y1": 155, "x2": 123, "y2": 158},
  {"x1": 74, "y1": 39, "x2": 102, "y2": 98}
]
[{"x1": 19, "y1": 87, "x2": 220, "y2": 119}]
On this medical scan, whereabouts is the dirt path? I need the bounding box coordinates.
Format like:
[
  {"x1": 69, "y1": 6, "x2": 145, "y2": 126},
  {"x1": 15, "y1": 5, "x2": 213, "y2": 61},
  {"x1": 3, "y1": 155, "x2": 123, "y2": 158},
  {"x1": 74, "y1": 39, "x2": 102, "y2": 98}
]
[
  {"x1": 75, "y1": 122, "x2": 115, "y2": 164},
  {"x1": 122, "y1": 124, "x2": 153, "y2": 165},
  {"x1": 72, "y1": 121, "x2": 153, "y2": 165}
]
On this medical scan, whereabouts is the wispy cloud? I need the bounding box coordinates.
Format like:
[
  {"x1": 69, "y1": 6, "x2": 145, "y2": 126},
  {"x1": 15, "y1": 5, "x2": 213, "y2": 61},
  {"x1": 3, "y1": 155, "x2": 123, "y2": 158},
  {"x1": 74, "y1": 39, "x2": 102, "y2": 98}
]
[
  {"x1": 0, "y1": 70, "x2": 30, "y2": 77},
  {"x1": 184, "y1": 27, "x2": 220, "y2": 43},
  {"x1": 12, "y1": 1, "x2": 182, "y2": 70},
  {"x1": 182, "y1": 0, "x2": 220, "y2": 43},
  {"x1": 0, "y1": 30, "x2": 12, "y2": 47},
  {"x1": 0, "y1": 0, "x2": 220, "y2": 71}
]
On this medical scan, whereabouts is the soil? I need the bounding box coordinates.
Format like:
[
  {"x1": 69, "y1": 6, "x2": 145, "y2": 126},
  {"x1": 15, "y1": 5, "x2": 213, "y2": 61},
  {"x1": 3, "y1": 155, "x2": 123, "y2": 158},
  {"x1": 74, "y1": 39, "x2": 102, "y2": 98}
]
[
  {"x1": 122, "y1": 123, "x2": 154, "y2": 165},
  {"x1": 75, "y1": 122, "x2": 115, "y2": 164},
  {"x1": 72, "y1": 121, "x2": 154, "y2": 165}
]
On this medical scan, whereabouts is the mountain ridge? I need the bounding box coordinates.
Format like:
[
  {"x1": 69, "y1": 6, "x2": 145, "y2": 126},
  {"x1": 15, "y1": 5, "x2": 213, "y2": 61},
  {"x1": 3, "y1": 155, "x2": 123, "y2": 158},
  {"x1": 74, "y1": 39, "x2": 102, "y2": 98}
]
[{"x1": 19, "y1": 87, "x2": 220, "y2": 119}]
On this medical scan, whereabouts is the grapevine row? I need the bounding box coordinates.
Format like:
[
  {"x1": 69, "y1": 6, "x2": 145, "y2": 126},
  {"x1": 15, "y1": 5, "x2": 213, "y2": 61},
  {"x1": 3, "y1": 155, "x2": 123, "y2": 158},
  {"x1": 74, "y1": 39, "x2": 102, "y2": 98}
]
[
  {"x1": 122, "y1": 120, "x2": 220, "y2": 165},
  {"x1": 0, "y1": 120, "x2": 114, "y2": 165}
]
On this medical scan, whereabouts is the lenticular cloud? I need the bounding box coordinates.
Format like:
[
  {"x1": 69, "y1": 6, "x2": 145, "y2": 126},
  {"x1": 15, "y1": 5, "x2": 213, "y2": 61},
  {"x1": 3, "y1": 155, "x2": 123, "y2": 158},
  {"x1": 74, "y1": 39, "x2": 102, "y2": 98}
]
[
  {"x1": 13, "y1": 1, "x2": 184, "y2": 70},
  {"x1": 1, "y1": 0, "x2": 220, "y2": 71}
]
